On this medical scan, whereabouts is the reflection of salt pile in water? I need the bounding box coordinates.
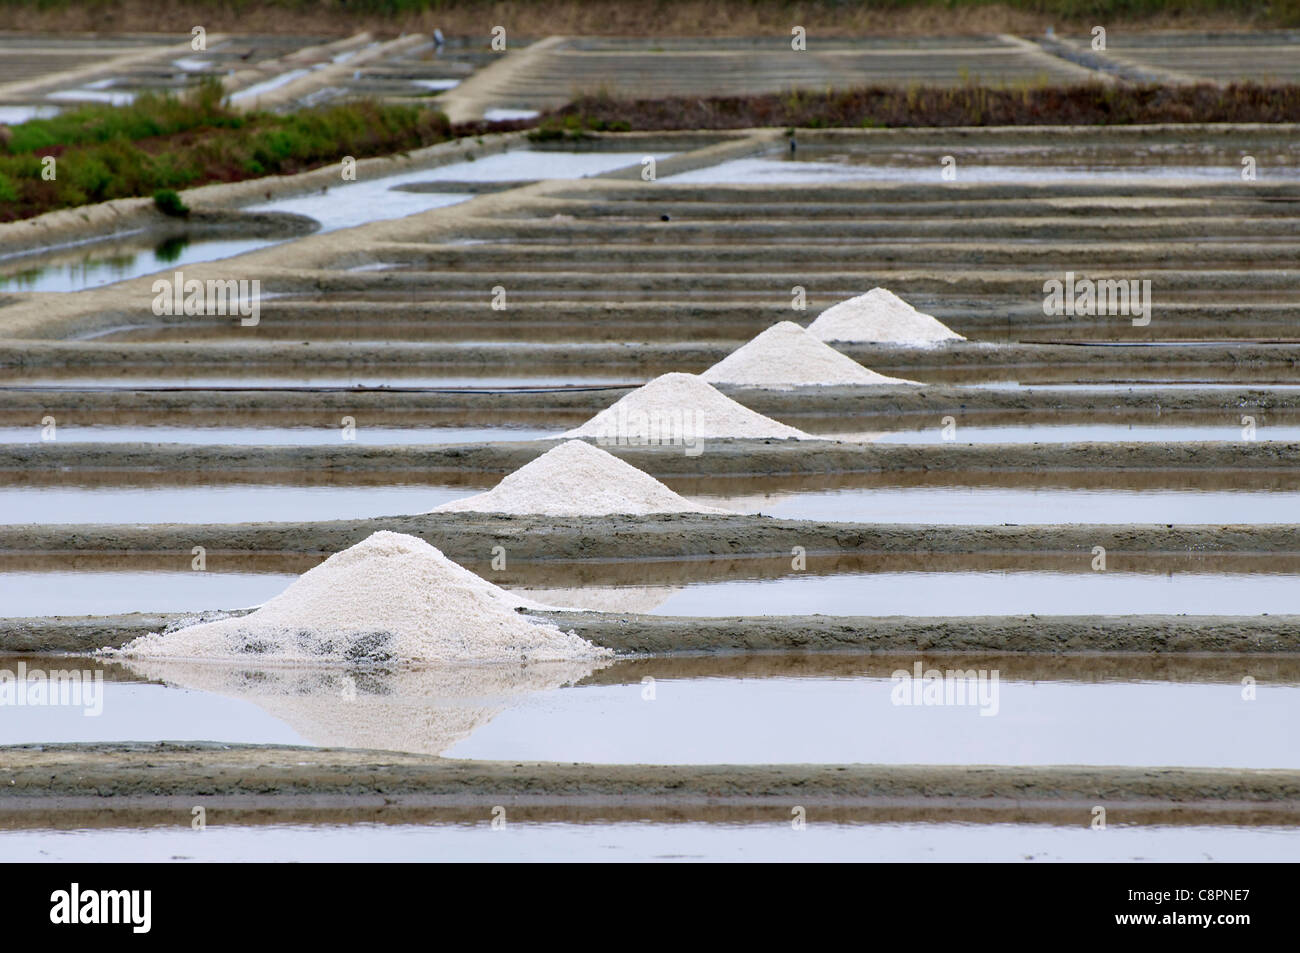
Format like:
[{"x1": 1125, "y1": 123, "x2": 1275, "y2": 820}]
[
  {"x1": 121, "y1": 658, "x2": 607, "y2": 756},
  {"x1": 807, "y1": 288, "x2": 964, "y2": 346},
  {"x1": 563, "y1": 372, "x2": 811, "y2": 442},
  {"x1": 115, "y1": 531, "x2": 611, "y2": 664},
  {"x1": 702, "y1": 321, "x2": 920, "y2": 388},
  {"x1": 431, "y1": 439, "x2": 727, "y2": 516}
]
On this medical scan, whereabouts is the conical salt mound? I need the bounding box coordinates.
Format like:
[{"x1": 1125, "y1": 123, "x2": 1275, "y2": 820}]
[
  {"x1": 563, "y1": 372, "x2": 811, "y2": 442},
  {"x1": 114, "y1": 531, "x2": 611, "y2": 664},
  {"x1": 807, "y1": 288, "x2": 964, "y2": 346},
  {"x1": 701, "y1": 321, "x2": 921, "y2": 388},
  {"x1": 432, "y1": 440, "x2": 728, "y2": 516}
]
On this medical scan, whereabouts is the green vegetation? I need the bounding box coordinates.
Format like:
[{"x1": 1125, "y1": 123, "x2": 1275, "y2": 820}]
[
  {"x1": 529, "y1": 113, "x2": 631, "y2": 142},
  {"x1": 152, "y1": 188, "x2": 190, "y2": 217},
  {"x1": 0, "y1": 79, "x2": 463, "y2": 222}
]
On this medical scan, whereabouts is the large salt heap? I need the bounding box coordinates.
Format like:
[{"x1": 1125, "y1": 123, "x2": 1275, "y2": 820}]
[
  {"x1": 432, "y1": 439, "x2": 727, "y2": 516},
  {"x1": 701, "y1": 321, "x2": 920, "y2": 388},
  {"x1": 563, "y1": 372, "x2": 811, "y2": 441},
  {"x1": 807, "y1": 288, "x2": 965, "y2": 346},
  {"x1": 116, "y1": 531, "x2": 611, "y2": 664}
]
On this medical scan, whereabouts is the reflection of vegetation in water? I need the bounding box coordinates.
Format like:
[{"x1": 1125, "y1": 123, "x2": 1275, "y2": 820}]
[
  {"x1": 0, "y1": 266, "x2": 45, "y2": 290},
  {"x1": 153, "y1": 235, "x2": 191, "y2": 263},
  {"x1": 1, "y1": 249, "x2": 144, "y2": 291}
]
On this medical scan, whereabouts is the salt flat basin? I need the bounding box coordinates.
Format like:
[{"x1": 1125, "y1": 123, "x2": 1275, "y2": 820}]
[
  {"x1": 0, "y1": 820, "x2": 1294, "y2": 863},
  {"x1": 1, "y1": 374, "x2": 637, "y2": 388},
  {"x1": 0, "y1": 424, "x2": 562, "y2": 446},
  {"x1": 2, "y1": 567, "x2": 1295, "y2": 618},
  {"x1": 707, "y1": 485, "x2": 1300, "y2": 525},
  {"x1": 666, "y1": 156, "x2": 1300, "y2": 185},
  {"x1": 867, "y1": 422, "x2": 1300, "y2": 443},
  {"x1": 973, "y1": 381, "x2": 1300, "y2": 392},
  {"x1": 0, "y1": 571, "x2": 295, "y2": 616},
  {"x1": 0, "y1": 484, "x2": 480, "y2": 524},
  {"x1": 242, "y1": 151, "x2": 672, "y2": 233},
  {"x1": 0, "y1": 653, "x2": 1296, "y2": 769},
  {"x1": 519, "y1": 570, "x2": 1300, "y2": 617},
  {"x1": 2, "y1": 482, "x2": 1296, "y2": 527},
  {"x1": 446, "y1": 675, "x2": 1300, "y2": 768}
]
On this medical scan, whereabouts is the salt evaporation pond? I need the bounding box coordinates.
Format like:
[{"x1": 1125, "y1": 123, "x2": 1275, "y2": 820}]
[
  {"x1": 0, "y1": 424, "x2": 562, "y2": 445},
  {"x1": 667, "y1": 156, "x2": 1300, "y2": 185},
  {"x1": 0, "y1": 484, "x2": 480, "y2": 525},
  {"x1": 244, "y1": 150, "x2": 673, "y2": 233},
  {"x1": 1, "y1": 821, "x2": 1294, "y2": 863},
  {"x1": 4, "y1": 482, "x2": 1294, "y2": 526},
  {"x1": 5, "y1": 567, "x2": 1296, "y2": 617},
  {"x1": 866, "y1": 422, "x2": 1300, "y2": 443},
  {"x1": 1, "y1": 657, "x2": 1296, "y2": 769}
]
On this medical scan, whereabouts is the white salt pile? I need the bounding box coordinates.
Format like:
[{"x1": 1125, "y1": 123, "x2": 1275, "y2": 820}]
[
  {"x1": 115, "y1": 531, "x2": 611, "y2": 664},
  {"x1": 701, "y1": 321, "x2": 920, "y2": 388},
  {"x1": 807, "y1": 288, "x2": 965, "y2": 346},
  {"x1": 563, "y1": 372, "x2": 811, "y2": 442},
  {"x1": 431, "y1": 439, "x2": 727, "y2": 516}
]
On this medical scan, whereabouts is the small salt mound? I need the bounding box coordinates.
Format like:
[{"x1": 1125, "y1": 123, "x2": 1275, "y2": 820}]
[
  {"x1": 807, "y1": 288, "x2": 965, "y2": 346},
  {"x1": 563, "y1": 372, "x2": 811, "y2": 441},
  {"x1": 431, "y1": 439, "x2": 727, "y2": 516},
  {"x1": 701, "y1": 321, "x2": 920, "y2": 388},
  {"x1": 116, "y1": 531, "x2": 611, "y2": 664}
]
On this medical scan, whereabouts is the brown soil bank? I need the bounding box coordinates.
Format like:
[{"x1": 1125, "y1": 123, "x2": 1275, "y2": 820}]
[
  {"x1": 5, "y1": 611, "x2": 1298, "y2": 655},
  {"x1": 7, "y1": 438, "x2": 1297, "y2": 478},
  {"x1": 2, "y1": 743, "x2": 1297, "y2": 810}
]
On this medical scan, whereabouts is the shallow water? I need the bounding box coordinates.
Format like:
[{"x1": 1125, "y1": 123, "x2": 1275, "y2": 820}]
[
  {"x1": 447, "y1": 676, "x2": 1298, "y2": 767},
  {"x1": 0, "y1": 571, "x2": 294, "y2": 616},
  {"x1": 0, "y1": 482, "x2": 1288, "y2": 527},
  {"x1": 0, "y1": 105, "x2": 58, "y2": 124},
  {"x1": 2, "y1": 373, "x2": 637, "y2": 388},
  {"x1": 972, "y1": 381, "x2": 1300, "y2": 392},
  {"x1": 243, "y1": 151, "x2": 668, "y2": 233},
  {"x1": 527, "y1": 570, "x2": 1299, "y2": 617},
  {"x1": 709, "y1": 485, "x2": 1300, "y2": 525},
  {"x1": 1, "y1": 655, "x2": 1294, "y2": 767},
  {"x1": 0, "y1": 424, "x2": 561, "y2": 445},
  {"x1": 667, "y1": 156, "x2": 1300, "y2": 185},
  {"x1": 3, "y1": 567, "x2": 1290, "y2": 617},
  {"x1": 0, "y1": 236, "x2": 284, "y2": 293},
  {"x1": 0, "y1": 484, "x2": 477, "y2": 524},
  {"x1": 3, "y1": 820, "x2": 1294, "y2": 862},
  {"x1": 867, "y1": 422, "x2": 1300, "y2": 444}
]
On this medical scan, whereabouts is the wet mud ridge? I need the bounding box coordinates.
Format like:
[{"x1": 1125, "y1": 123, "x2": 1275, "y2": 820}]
[
  {"x1": 1, "y1": 743, "x2": 1297, "y2": 821},
  {"x1": 4, "y1": 610, "x2": 1299, "y2": 655}
]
